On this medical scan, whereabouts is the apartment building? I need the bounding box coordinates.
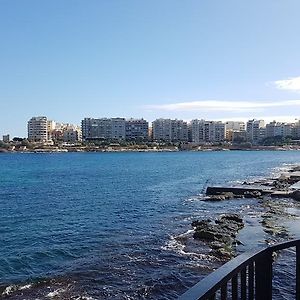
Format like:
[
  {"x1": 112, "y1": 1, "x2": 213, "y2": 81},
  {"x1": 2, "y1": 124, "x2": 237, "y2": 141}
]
[
  {"x1": 266, "y1": 121, "x2": 294, "y2": 138},
  {"x1": 125, "y1": 118, "x2": 149, "y2": 141},
  {"x1": 225, "y1": 121, "x2": 246, "y2": 141},
  {"x1": 81, "y1": 118, "x2": 126, "y2": 141},
  {"x1": 152, "y1": 119, "x2": 188, "y2": 142},
  {"x1": 28, "y1": 116, "x2": 48, "y2": 142},
  {"x1": 246, "y1": 119, "x2": 265, "y2": 143},
  {"x1": 190, "y1": 120, "x2": 225, "y2": 143}
]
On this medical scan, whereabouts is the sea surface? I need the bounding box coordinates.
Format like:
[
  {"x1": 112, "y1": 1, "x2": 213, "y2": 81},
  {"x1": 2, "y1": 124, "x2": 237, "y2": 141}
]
[{"x1": 1, "y1": 151, "x2": 300, "y2": 299}]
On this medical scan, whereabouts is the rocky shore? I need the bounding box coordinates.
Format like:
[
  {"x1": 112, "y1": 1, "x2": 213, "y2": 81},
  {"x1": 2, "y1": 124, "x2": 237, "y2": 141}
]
[
  {"x1": 188, "y1": 164, "x2": 300, "y2": 261},
  {"x1": 192, "y1": 214, "x2": 244, "y2": 260}
]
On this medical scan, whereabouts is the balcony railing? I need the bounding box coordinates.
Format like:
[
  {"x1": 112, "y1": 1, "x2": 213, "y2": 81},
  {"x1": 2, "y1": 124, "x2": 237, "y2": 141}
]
[{"x1": 178, "y1": 239, "x2": 300, "y2": 300}]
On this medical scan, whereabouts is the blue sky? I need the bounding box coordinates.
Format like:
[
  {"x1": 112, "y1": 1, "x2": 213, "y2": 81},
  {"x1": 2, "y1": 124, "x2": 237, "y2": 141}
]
[{"x1": 1, "y1": 0, "x2": 300, "y2": 137}]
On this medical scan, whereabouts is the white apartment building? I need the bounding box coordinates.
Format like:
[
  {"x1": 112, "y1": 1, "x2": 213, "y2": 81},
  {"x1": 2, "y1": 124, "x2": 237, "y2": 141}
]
[
  {"x1": 152, "y1": 119, "x2": 188, "y2": 142},
  {"x1": 266, "y1": 121, "x2": 294, "y2": 138},
  {"x1": 190, "y1": 120, "x2": 225, "y2": 143},
  {"x1": 81, "y1": 118, "x2": 126, "y2": 141},
  {"x1": 28, "y1": 116, "x2": 48, "y2": 142}
]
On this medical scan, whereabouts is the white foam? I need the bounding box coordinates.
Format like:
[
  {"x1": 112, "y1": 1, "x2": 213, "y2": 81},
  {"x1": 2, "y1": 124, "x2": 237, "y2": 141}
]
[
  {"x1": 162, "y1": 230, "x2": 214, "y2": 260},
  {"x1": 2, "y1": 285, "x2": 17, "y2": 296},
  {"x1": 19, "y1": 284, "x2": 32, "y2": 290},
  {"x1": 46, "y1": 288, "x2": 66, "y2": 298}
]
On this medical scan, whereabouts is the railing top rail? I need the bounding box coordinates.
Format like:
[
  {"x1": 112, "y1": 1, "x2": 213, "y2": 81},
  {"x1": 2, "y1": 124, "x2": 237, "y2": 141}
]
[{"x1": 178, "y1": 239, "x2": 300, "y2": 300}]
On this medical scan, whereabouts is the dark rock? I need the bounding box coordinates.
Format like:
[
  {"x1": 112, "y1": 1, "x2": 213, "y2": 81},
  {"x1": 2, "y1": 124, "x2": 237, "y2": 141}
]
[
  {"x1": 210, "y1": 241, "x2": 224, "y2": 249},
  {"x1": 290, "y1": 190, "x2": 300, "y2": 201},
  {"x1": 192, "y1": 213, "x2": 244, "y2": 259},
  {"x1": 244, "y1": 190, "x2": 262, "y2": 198},
  {"x1": 211, "y1": 248, "x2": 233, "y2": 260},
  {"x1": 207, "y1": 195, "x2": 226, "y2": 201},
  {"x1": 192, "y1": 219, "x2": 211, "y2": 227},
  {"x1": 218, "y1": 213, "x2": 243, "y2": 224},
  {"x1": 193, "y1": 230, "x2": 217, "y2": 241}
]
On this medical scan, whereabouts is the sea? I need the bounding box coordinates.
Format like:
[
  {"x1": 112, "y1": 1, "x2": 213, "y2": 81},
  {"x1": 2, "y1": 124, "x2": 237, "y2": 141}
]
[{"x1": 1, "y1": 151, "x2": 300, "y2": 299}]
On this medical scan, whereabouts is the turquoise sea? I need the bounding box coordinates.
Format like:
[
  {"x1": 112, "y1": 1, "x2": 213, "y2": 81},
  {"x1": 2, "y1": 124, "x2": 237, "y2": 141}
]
[{"x1": 1, "y1": 151, "x2": 300, "y2": 299}]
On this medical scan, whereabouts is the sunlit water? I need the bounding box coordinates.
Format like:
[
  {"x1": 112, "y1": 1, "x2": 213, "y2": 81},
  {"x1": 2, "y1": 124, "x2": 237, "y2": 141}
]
[{"x1": 1, "y1": 151, "x2": 300, "y2": 299}]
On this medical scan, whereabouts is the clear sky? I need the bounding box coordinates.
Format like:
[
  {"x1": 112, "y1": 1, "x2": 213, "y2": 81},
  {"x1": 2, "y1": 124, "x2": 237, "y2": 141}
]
[{"x1": 1, "y1": 0, "x2": 300, "y2": 137}]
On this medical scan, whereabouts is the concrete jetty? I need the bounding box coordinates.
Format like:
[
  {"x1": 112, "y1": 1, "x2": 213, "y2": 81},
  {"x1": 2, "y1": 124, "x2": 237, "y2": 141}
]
[
  {"x1": 205, "y1": 165, "x2": 300, "y2": 201},
  {"x1": 206, "y1": 186, "x2": 271, "y2": 196}
]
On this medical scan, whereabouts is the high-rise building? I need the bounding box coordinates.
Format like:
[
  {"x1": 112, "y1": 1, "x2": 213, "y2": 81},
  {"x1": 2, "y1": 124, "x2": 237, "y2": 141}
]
[
  {"x1": 190, "y1": 119, "x2": 205, "y2": 143},
  {"x1": 292, "y1": 121, "x2": 300, "y2": 139},
  {"x1": 266, "y1": 121, "x2": 294, "y2": 138},
  {"x1": 111, "y1": 118, "x2": 126, "y2": 140},
  {"x1": 190, "y1": 120, "x2": 225, "y2": 143},
  {"x1": 246, "y1": 119, "x2": 265, "y2": 143},
  {"x1": 152, "y1": 119, "x2": 188, "y2": 142},
  {"x1": 81, "y1": 118, "x2": 126, "y2": 141},
  {"x1": 152, "y1": 119, "x2": 172, "y2": 141},
  {"x1": 125, "y1": 119, "x2": 149, "y2": 141},
  {"x1": 28, "y1": 116, "x2": 48, "y2": 142}
]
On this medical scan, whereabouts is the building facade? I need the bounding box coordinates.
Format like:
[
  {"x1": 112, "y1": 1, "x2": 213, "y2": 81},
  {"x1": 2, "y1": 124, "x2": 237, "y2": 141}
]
[
  {"x1": 266, "y1": 121, "x2": 294, "y2": 138},
  {"x1": 81, "y1": 118, "x2": 126, "y2": 141},
  {"x1": 190, "y1": 120, "x2": 225, "y2": 143},
  {"x1": 125, "y1": 118, "x2": 149, "y2": 141},
  {"x1": 28, "y1": 116, "x2": 48, "y2": 142},
  {"x1": 152, "y1": 119, "x2": 188, "y2": 142},
  {"x1": 2, "y1": 134, "x2": 10, "y2": 143},
  {"x1": 246, "y1": 119, "x2": 265, "y2": 143}
]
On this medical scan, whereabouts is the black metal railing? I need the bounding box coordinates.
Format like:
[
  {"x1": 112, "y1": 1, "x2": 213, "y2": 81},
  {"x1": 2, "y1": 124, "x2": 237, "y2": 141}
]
[{"x1": 179, "y1": 239, "x2": 300, "y2": 300}]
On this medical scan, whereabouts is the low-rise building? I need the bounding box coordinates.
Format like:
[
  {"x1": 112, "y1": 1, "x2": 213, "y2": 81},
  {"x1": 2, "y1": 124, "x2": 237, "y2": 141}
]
[{"x1": 63, "y1": 129, "x2": 81, "y2": 143}]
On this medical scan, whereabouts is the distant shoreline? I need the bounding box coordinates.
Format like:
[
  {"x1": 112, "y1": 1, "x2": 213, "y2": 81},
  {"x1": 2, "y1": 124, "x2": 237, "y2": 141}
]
[{"x1": 1, "y1": 145, "x2": 300, "y2": 154}]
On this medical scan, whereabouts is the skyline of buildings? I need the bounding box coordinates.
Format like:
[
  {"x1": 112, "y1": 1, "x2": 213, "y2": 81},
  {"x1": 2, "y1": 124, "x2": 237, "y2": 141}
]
[{"x1": 2, "y1": 115, "x2": 300, "y2": 145}]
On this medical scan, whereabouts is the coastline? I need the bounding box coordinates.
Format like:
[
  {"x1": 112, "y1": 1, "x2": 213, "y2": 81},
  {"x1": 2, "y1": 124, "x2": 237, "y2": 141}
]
[{"x1": 1, "y1": 144, "x2": 300, "y2": 153}]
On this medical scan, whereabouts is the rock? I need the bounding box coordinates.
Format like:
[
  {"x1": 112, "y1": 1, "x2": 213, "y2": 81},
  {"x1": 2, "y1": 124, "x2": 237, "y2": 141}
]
[
  {"x1": 192, "y1": 219, "x2": 211, "y2": 227},
  {"x1": 207, "y1": 195, "x2": 226, "y2": 201},
  {"x1": 193, "y1": 230, "x2": 217, "y2": 241},
  {"x1": 210, "y1": 241, "x2": 224, "y2": 249},
  {"x1": 218, "y1": 213, "x2": 243, "y2": 224},
  {"x1": 192, "y1": 213, "x2": 244, "y2": 259},
  {"x1": 211, "y1": 248, "x2": 233, "y2": 260},
  {"x1": 290, "y1": 190, "x2": 300, "y2": 201},
  {"x1": 222, "y1": 192, "x2": 234, "y2": 199},
  {"x1": 244, "y1": 190, "x2": 262, "y2": 198}
]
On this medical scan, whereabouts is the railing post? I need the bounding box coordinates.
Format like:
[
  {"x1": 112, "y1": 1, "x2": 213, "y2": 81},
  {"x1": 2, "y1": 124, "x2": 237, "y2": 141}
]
[
  {"x1": 248, "y1": 262, "x2": 254, "y2": 300},
  {"x1": 255, "y1": 250, "x2": 273, "y2": 300},
  {"x1": 296, "y1": 245, "x2": 300, "y2": 300}
]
